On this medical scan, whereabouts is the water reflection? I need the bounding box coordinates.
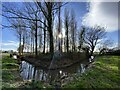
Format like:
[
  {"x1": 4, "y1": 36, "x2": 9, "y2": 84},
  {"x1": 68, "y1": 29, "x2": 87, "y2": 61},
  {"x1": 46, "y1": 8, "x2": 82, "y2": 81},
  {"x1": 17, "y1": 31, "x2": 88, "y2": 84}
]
[{"x1": 20, "y1": 61, "x2": 87, "y2": 83}]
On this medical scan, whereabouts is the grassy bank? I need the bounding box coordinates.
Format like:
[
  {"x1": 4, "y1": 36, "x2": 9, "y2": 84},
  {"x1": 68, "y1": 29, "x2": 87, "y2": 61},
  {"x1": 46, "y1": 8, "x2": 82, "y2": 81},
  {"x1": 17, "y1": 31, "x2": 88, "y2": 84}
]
[
  {"x1": 2, "y1": 54, "x2": 52, "y2": 89},
  {"x1": 2, "y1": 55, "x2": 23, "y2": 89},
  {"x1": 63, "y1": 55, "x2": 120, "y2": 88},
  {"x1": 1, "y1": 54, "x2": 120, "y2": 89}
]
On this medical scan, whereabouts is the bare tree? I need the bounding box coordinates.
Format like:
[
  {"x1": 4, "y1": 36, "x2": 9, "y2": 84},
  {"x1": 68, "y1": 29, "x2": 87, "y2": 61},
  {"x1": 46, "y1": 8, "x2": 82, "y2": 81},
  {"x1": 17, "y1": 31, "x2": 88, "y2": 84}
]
[
  {"x1": 43, "y1": 19, "x2": 47, "y2": 54},
  {"x1": 64, "y1": 8, "x2": 70, "y2": 53},
  {"x1": 36, "y1": 2, "x2": 67, "y2": 54},
  {"x1": 58, "y1": 2, "x2": 62, "y2": 52},
  {"x1": 98, "y1": 39, "x2": 113, "y2": 55},
  {"x1": 78, "y1": 27, "x2": 85, "y2": 52},
  {"x1": 83, "y1": 26, "x2": 106, "y2": 56},
  {"x1": 70, "y1": 10, "x2": 77, "y2": 52},
  {"x1": 36, "y1": 2, "x2": 55, "y2": 54},
  {"x1": 9, "y1": 18, "x2": 26, "y2": 55},
  {"x1": 2, "y1": 2, "x2": 46, "y2": 56},
  {"x1": 3, "y1": 1, "x2": 67, "y2": 56}
]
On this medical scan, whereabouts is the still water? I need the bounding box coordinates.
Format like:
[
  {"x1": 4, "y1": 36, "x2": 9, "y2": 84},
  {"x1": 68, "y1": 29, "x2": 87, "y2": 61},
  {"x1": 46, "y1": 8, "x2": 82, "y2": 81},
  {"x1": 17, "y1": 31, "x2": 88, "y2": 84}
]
[{"x1": 19, "y1": 60, "x2": 89, "y2": 84}]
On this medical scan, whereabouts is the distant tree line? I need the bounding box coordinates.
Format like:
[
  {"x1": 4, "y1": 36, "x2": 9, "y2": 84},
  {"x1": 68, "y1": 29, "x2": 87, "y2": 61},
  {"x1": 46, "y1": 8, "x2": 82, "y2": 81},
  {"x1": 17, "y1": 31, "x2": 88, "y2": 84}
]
[{"x1": 99, "y1": 48, "x2": 120, "y2": 56}]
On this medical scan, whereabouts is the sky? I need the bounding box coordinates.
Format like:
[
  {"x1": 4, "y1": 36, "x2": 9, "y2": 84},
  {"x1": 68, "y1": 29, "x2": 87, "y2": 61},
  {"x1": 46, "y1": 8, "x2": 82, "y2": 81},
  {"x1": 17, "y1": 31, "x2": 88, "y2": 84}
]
[{"x1": 1, "y1": 1, "x2": 119, "y2": 51}]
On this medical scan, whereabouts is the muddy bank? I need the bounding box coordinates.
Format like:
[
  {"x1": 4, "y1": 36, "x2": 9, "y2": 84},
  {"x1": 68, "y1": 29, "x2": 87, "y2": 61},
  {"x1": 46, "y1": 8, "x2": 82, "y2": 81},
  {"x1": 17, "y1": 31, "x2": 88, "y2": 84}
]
[{"x1": 19, "y1": 53, "x2": 88, "y2": 70}]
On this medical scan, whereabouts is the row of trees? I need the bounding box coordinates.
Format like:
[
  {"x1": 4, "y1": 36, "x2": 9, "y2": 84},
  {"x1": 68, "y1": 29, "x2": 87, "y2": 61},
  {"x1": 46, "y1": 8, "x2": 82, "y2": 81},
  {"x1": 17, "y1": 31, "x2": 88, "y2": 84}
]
[{"x1": 2, "y1": 2, "x2": 106, "y2": 56}]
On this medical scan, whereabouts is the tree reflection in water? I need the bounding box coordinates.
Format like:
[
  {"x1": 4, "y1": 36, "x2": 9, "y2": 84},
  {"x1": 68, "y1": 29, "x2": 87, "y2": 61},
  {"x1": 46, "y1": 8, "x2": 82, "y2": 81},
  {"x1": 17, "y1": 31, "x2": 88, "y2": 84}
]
[{"x1": 20, "y1": 60, "x2": 88, "y2": 85}]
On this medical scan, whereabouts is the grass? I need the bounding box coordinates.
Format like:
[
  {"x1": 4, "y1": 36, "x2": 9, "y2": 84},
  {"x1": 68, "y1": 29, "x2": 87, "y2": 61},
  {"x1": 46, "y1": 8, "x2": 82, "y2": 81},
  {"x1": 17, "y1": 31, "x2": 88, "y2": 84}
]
[
  {"x1": 1, "y1": 54, "x2": 120, "y2": 89},
  {"x1": 63, "y1": 55, "x2": 120, "y2": 88},
  {"x1": 2, "y1": 55, "x2": 19, "y2": 70},
  {"x1": 1, "y1": 54, "x2": 53, "y2": 89},
  {"x1": 2, "y1": 55, "x2": 23, "y2": 89}
]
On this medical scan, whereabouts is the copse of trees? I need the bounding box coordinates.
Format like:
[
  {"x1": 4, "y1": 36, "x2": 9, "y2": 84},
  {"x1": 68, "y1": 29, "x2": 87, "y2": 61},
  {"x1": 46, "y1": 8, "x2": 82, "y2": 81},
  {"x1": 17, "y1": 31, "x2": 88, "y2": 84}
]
[
  {"x1": 2, "y1": 2, "x2": 106, "y2": 57},
  {"x1": 3, "y1": 2, "x2": 66, "y2": 55}
]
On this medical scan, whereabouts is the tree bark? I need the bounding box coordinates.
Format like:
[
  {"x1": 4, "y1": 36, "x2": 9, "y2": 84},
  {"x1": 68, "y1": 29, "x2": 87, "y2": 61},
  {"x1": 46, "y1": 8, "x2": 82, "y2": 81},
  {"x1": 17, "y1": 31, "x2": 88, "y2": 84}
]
[
  {"x1": 47, "y1": 3, "x2": 54, "y2": 54},
  {"x1": 19, "y1": 34, "x2": 21, "y2": 55},
  {"x1": 43, "y1": 24, "x2": 46, "y2": 54},
  {"x1": 35, "y1": 19, "x2": 38, "y2": 56},
  {"x1": 66, "y1": 28, "x2": 69, "y2": 52}
]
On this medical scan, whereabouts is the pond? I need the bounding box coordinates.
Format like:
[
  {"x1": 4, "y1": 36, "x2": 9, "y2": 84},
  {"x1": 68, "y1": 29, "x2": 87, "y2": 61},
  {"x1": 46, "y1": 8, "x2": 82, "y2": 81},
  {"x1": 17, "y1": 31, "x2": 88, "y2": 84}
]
[{"x1": 19, "y1": 59, "x2": 91, "y2": 85}]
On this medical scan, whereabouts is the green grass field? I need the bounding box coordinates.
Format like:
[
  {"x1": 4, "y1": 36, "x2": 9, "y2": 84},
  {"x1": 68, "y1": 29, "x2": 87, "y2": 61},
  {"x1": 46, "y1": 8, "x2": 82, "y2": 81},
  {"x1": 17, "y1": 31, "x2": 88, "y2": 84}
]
[
  {"x1": 1, "y1": 54, "x2": 120, "y2": 89},
  {"x1": 63, "y1": 55, "x2": 120, "y2": 88}
]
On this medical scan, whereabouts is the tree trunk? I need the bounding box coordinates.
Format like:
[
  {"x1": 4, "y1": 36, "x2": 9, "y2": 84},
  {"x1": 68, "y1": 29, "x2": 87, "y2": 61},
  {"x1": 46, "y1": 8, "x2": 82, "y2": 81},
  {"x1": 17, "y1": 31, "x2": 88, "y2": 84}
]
[
  {"x1": 49, "y1": 31, "x2": 54, "y2": 54},
  {"x1": 66, "y1": 28, "x2": 69, "y2": 53},
  {"x1": 58, "y1": 3, "x2": 61, "y2": 52},
  {"x1": 31, "y1": 34, "x2": 32, "y2": 54},
  {"x1": 19, "y1": 34, "x2": 21, "y2": 56},
  {"x1": 22, "y1": 35, "x2": 25, "y2": 55},
  {"x1": 46, "y1": 32, "x2": 49, "y2": 53},
  {"x1": 33, "y1": 36, "x2": 34, "y2": 55},
  {"x1": 47, "y1": 3, "x2": 54, "y2": 54},
  {"x1": 43, "y1": 20, "x2": 46, "y2": 54},
  {"x1": 35, "y1": 19, "x2": 38, "y2": 56},
  {"x1": 90, "y1": 46, "x2": 95, "y2": 56},
  {"x1": 39, "y1": 28, "x2": 42, "y2": 54}
]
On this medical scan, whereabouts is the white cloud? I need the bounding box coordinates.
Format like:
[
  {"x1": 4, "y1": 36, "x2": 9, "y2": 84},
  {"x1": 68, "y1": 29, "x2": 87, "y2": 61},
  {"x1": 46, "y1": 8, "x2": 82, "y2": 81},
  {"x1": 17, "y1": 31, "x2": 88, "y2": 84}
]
[
  {"x1": 8, "y1": 40, "x2": 16, "y2": 43},
  {"x1": 82, "y1": 0, "x2": 118, "y2": 32},
  {"x1": 1, "y1": 0, "x2": 119, "y2": 2},
  {"x1": 1, "y1": 41, "x2": 19, "y2": 51},
  {"x1": 1, "y1": 41, "x2": 19, "y2": 47},
  {"x1": 88, "y1": 0, "x2": 119, "y2": 2}
]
